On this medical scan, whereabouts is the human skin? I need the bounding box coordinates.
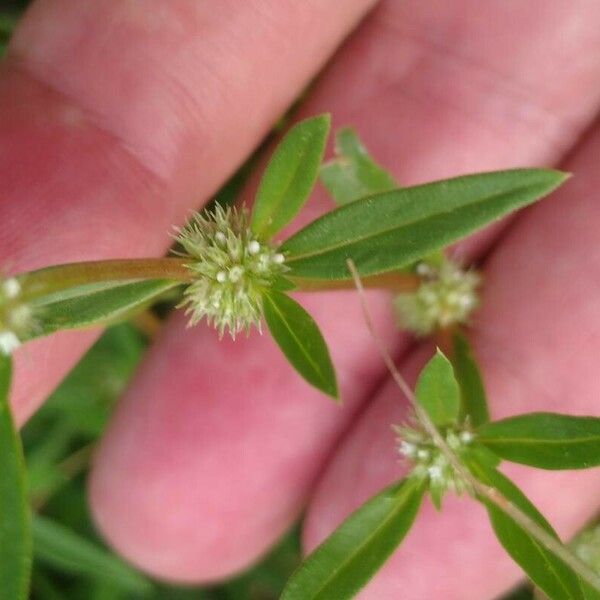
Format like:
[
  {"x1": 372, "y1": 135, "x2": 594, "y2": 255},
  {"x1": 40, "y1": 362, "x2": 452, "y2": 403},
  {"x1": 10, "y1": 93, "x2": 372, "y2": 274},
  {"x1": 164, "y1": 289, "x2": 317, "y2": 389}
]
[{"x1": 3, "y1": 1, "x2": 600, "y2": 598}]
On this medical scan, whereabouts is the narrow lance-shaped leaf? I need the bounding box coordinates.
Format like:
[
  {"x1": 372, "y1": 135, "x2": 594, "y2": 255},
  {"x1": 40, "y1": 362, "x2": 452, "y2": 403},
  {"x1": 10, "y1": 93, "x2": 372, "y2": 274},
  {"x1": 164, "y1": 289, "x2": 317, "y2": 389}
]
[
  {"x1": 282, "y1": 169, "x2": 568, "y2": 280},
  {"x1": 452, "y1": 331, "x2": 490, "y2": 426},
  {"x1": 251, "y1": 114, "x2": 331, "y2": 240},
  {"x1": 477, "y1": 412, "x2": 600, "y2": 470},
  {"x1": 263, "y1": 291, "x2": 338, "y2": 399},
  {"x1": 320, "y1": 127, "x2": 397, "y2": 205},
  {"x1": 32, "y1": 516, "x2": 153, "y2": 595},
  {"x1": 466, "y1": 453, "x2": 593, "y2": 600},
  {"x1": 27, "y1": 279, "x2": 179, "y2": 339},
  {"x1": 0, "y1": 354, "x2": 32, "y2": 600},
  {"x1": 281, "y1": 478, "x2": 426, "y2": 600},
  {"x1": 415, "y1": 349, "x2": 461, "y2": 426}
]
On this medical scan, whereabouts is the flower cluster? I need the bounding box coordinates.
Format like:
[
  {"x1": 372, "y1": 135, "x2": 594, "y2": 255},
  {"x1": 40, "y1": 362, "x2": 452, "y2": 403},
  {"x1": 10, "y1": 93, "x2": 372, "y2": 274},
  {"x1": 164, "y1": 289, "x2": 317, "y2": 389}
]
[
  {"x1": 176, "y1": 204, "x2": 288, "y2": 338},
  {"x1": 394, "y1": 257, "x2": 481, "y2": 336},
  {"x1": 0, "y1": 277, "x2": 34, "y2": 355},
  {"x1": 395, "y1": 422, "x2": 474, "y2": 505}
]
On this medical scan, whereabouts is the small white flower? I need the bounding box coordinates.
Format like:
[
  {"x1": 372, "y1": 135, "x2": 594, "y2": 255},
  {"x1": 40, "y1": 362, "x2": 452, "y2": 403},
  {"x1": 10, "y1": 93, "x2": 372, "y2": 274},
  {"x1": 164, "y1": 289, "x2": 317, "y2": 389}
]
[
  {"x1": 459, "y1": 431, "x2": 474, "y2": 444},
  {"x1": 228, "y1": 265, "x2": 245, "y2": 283},
  {"x1": 0, "y1": 275, "x2": 36, "y2": 354},
  {"x1": 247, "y1": 240, "x2": 261, "y2": 255},
  {"x1": 2, "y1": 278, "x2": 21, "y2": 299},
  {"x1": 399, "y1": 441, "x2": 417, "y2": 458},
  {"x1": 417, "y1": 448, "x2": 430, "y2": 461},
  {"x1": 416, "y1": 262, "x2": 434, "y2": 277},
  {"x1": 427, "y1": 465, "x2": 443, "y2": 481},
  {"x1": 0, "y1": 331, "x2": 20, "y2": 355}
]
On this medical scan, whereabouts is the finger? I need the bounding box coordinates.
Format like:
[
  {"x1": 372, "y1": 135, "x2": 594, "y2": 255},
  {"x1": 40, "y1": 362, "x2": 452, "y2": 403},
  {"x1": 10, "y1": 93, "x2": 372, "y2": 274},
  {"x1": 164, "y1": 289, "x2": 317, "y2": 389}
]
[
  {"x1": 90, "y1": 0, "x2": 600, "y2": 583},
  {"x1": 304, "y1": 122, "x2": 600, "y2": 598},
  {"x1": 3, "y1": 0, "x2": 375, "y2": 424}
]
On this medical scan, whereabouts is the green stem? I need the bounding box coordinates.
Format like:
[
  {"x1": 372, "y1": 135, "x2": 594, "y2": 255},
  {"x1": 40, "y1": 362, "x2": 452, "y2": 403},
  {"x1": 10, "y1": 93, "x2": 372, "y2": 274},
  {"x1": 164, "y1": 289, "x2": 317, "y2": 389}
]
[
  {"x1": 291, "y1": 271, "x2": 420, "y2": 293},
  {"x1": 16, "y1": 256, "x2": 420, "y2": 303},
  {"x1": 17, "y1": 258, "x2": 192, "y2": 301}
]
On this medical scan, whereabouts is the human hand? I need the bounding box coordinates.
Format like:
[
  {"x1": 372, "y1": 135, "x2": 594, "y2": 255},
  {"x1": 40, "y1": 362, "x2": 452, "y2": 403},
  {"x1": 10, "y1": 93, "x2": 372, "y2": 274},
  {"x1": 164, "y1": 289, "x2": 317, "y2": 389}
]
[{"x1": 4, "y1": 1, "x2": 600, "y2": 597}]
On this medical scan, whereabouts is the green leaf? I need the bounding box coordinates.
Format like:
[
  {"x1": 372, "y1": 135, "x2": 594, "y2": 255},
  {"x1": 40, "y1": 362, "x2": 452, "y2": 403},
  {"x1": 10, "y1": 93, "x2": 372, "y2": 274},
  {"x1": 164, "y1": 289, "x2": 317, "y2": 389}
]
[
  {"x1": 467, "y1": 456, "x2": 591, "y2": 600},
  {"x1": 0, "y1": 14, "x2": 16, "y2": 57},
  {"x1": 251, "y1": 114, "x2": 331, "y2": 240},
  {"x1": 263, "y1": 291, "x2": 338, "y2": 399},
  {"x1": 452, "y1": 331, "x2": 490, "y2": 426},
  {"x1": 0, "y1": 355, "x2": 32, "y2": 600},
  {"x1": 282, "y1": 169, "x2": 568, "y2": 280},
  {"x1": 281, "y1": 478, "x2": 425, "y2": 600},
  {"x1": 31, "y1": 571, "x2": 66, "y2": 600},
  {"x1": 477, "y1": 412, "x2": 600, "y2": 470},
  {"x1": 32, "y1": 515, "x2": 153, "y2": 595},
  {"x1": 28, "y1": 279, "x2": 178, "y2": 338},
  {"x1": 320, "y1": 127, "x2": 397, "y2": 205},
  {"x1": 271, "y1": 275, "x2": 297, "y2": 292},
  {"x1": 415, "y1": 349, "x2": 461, "y2": 426},
  {"x1": 0, "y1": 14, "x2": 17, "y2": 35}
]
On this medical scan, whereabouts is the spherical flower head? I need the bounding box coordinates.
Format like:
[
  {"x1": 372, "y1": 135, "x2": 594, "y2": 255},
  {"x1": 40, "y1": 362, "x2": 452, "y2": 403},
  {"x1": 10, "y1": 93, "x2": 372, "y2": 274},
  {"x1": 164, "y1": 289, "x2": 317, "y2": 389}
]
[
  {"x1": 394, "y1": 257, "x2": 481, "y2": 336},
  {"x1": 0, "y1": 277, "x2": 34, "y2": 355},
  {"x1": 175, "y1": 204, "x2": 288, "y2": 338},
  {"x1": 394, "y1": 422, "x2": 474, "y2": 503}
]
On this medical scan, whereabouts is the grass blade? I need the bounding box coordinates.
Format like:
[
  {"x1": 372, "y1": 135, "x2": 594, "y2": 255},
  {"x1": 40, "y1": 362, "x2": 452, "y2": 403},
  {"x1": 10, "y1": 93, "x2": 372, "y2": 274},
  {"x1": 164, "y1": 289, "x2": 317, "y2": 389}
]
[
  {"x1": 32, "y1": 516, "x2": 153, "y2": 595},
  {"x1": 0, "y1": 355, "x2": 32, "y2": 600}
]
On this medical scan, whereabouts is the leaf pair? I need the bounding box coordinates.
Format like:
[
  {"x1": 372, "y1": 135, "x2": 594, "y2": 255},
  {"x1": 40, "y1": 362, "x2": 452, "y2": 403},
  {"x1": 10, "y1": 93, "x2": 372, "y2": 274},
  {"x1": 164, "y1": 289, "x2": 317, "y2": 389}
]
[
  {"x1": 283, "y1": 340, "x2": 600, "y2": 600},
  {"x1": 246, "y1": 115, "x2": 339, "y2": 398},
  {"x1": 420, "y1": 335, "x2": 600, "y2": 473},
  {"x1": 259, "y1": 120, "x2": 567, "y2": 399}
]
